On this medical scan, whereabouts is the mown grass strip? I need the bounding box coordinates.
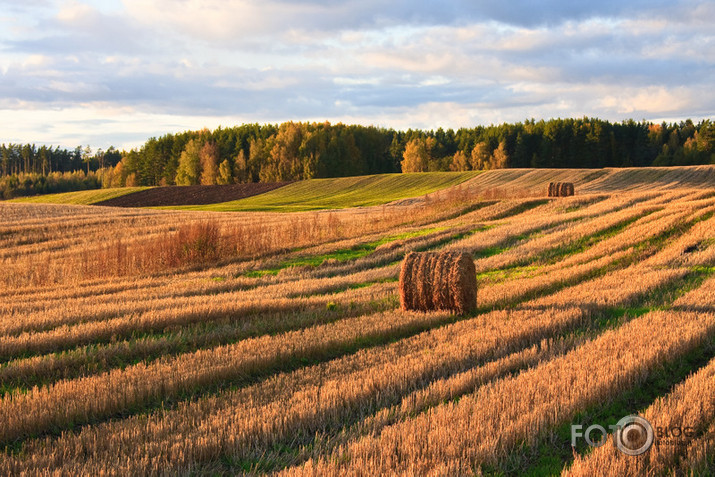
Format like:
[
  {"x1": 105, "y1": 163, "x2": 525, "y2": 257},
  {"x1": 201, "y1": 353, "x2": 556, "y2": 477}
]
[
  {"x1": 244, "y1": 227, "x2": 447, "y2": 278},
  {"x1": 476, "y1": 266, "x2": 540, "y2": 284},
  {"x1": 217, "y1": 343, "x2": 580, "y2": 475},
  {"x1": 531, "y1": 213, "x2": 653, "y2": 265},
  {"x1": 484, "y1": 267, "x2": 715, "y2": 476},
  {"x1": 287, "y1": 277, "x2": 399, "y2": 299},
  {"x1": 9, "y1": 187, "x2": 151, "y2": 205},
  {"x1": 0, "y1": 297, "x2": 397, "y2": 395},
  {"x1": 489, "y1": 199, "x2": 550, "y2": 221},
  {"x1": 167, "y1": 172, "x2": 479, "y2": 212},
  {"x1": 501, "y1": 334, "x2": 715, "y2": 477},
  {"x1": 430, "y1": 200, "x2": 499, "y2": 223}
]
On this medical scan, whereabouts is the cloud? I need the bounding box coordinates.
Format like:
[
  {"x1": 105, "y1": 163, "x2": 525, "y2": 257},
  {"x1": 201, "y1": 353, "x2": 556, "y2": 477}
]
[
  {"x1": 120, "y1": 0, "x2": 683, "y2": 43},
  {"x1": 0, "y1": 0, "x2": 712, "y2": 149}
]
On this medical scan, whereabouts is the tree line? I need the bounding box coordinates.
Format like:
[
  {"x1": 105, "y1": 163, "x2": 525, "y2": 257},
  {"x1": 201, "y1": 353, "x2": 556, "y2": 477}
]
[
  {"x1": 1, "y1": 118, "x2": 713, "y2": 198},
  {"x1": 0, "y1": 144, "x2": 122, "y2": 199}
]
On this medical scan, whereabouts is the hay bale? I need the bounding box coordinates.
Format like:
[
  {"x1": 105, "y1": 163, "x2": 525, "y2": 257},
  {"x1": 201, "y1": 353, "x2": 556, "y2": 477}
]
[
  {"x1": 548, "y1": 182, "x2": 575, "y2": 197},
  {"x1": 399, "y1": 251, "x2": 477, "y2": 314},
  {"x1": 547, "y1": 182, "x2": 556, "y2": 197},
  {"x1": 558, "y1": 182, "x2": 574, "y2": 196}
]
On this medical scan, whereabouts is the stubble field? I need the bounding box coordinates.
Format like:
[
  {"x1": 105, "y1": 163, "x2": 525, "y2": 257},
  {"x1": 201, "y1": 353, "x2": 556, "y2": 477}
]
[{"x1": 0, "y1": 167, "x2": 714, "y2": 475}]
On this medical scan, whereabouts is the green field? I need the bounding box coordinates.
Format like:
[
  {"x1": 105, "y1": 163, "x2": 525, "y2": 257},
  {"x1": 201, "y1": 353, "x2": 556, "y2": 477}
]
[
  {"x1": 168, "y1": 172, "x2": 479, "y2": 212},
  {"x1": 10, "y1": 187, "x2": 151, "y2": 205}
]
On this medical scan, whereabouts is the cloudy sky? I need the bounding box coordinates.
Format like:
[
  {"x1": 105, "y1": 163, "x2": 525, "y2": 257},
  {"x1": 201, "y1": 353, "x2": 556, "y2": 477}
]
[{"x1": 1, "y1": 0, "x2": 713, "y2": 150}]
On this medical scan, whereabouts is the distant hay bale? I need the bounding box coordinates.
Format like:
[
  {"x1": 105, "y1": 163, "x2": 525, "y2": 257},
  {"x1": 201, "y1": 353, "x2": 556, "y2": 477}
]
[
  {"x1": 561, "y1": 182, "x2": 575, "y2": 196},
  {"x1": 547, "y1": 182, "x2": 558, "y2": 197},
  {"x1": 399, "y1": 251, "x2": 477, "y2": 314},
  {"x1": 547, "y1": 181, "x2": 574, "y2": 197}
]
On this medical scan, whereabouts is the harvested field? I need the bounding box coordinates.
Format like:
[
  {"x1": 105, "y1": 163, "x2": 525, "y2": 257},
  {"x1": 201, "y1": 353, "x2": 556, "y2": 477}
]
[
  {"x1": 94, "y1": 182, "x2": 291, "y2": 207},
  {"x1": 0, "y1": 166, "x2": 713, "y2": 475},
  {"x1": 8, "y1": 187, "x2": 150, "y2": 205},
  {"x1": 457, "y1": 165, "x2": 715, "y2": 198}
]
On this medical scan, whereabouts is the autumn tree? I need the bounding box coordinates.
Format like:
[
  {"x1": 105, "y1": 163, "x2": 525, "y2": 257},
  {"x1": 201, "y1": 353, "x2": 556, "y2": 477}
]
[
  {"x1": 217, "y1": 159, "x2": 233, "y2": 185},
  {"x1": 233, "y1": 149, "x2": 249, "y2": 183},
  {"x1": 110, "y1": 161, "x2": 125, "y2": 187},
  {"x1": 470, "y1": 142, "x2": 491, "y2": 170},
  {"x1": 274, "y1": 122, "x2": 306, "y2": 180},
  {"x1": 125, "y1": 172, "x2": 138, "y2": 187},
  {"x1": 250, "y1": 139, "x2": 269, "y2": 182},
  {"x1": 401, "y1": 138, "x2": 429, "y2": 172},
  {"x1": 491, "y1": 141, "x2": 509, "y2": 169},
  {"x1": 449, "y1": 150, "x2": 470, "y2": 171},
  {"x1": 175, "y1": 139, "x2": 201, "y2": 185},
  {"x1": 199, "y1": 141, "x2": 219, "y2": 185}
]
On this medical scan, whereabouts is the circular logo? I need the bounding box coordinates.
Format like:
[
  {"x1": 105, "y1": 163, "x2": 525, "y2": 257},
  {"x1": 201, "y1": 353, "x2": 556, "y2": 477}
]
[{"x1": 614, "y1": 415, "x2": 654, "y2": 456}]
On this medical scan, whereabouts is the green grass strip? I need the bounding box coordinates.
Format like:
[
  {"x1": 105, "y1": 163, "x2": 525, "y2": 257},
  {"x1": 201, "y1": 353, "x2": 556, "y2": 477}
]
[
  {"x1": 245, "y1": 227, "x2": 447, "y2": 277},
  {"x1": 167, "y1": 172, "x2": 479, "y2": 212}
]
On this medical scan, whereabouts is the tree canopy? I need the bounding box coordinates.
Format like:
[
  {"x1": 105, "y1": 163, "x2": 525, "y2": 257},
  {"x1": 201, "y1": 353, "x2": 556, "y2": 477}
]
[{"x1": 1, "y1": 118, "x2": 713, "y2": 198}]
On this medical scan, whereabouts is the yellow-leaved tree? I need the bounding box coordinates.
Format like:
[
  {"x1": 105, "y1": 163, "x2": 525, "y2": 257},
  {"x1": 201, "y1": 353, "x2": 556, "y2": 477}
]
[
  {"x1": 401, "y1": 138, "x2": 429, "y2": 172},
  {"x1": 199, "y1": 142, "x2": 219, "y2": 185},
  {"x1": 175, "y1": 139, "x2": 201, "y2": 185},
  {"x1": 449, "y1": 150, "x2": 470, "y2": 171},
  {"x1": 217, "y1": 159, "x2": 233, "y2": 185},
  {"x1": 491, "y1": 141, "x2": 509, "y2": 169},
  {"x1": 470, "y1": 142, "x2": 491, "y2": 170}
]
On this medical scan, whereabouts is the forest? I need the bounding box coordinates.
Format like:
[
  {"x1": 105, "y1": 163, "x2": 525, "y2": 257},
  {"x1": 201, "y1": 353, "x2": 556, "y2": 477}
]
[{"x1": 1, "y1": 118, "x2": 713, "y2": 198}]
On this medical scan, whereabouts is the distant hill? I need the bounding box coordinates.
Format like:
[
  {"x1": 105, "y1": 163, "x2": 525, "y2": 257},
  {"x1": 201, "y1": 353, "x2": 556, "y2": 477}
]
[{"x1": 9, "y1": 166, "x2": 713, "y2": 211}]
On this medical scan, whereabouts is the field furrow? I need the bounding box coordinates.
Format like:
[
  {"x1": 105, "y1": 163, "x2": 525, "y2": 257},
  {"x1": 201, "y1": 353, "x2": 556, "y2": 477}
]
[{"x1": 1, "y1": 177, "x2": 712, "y2": 475}]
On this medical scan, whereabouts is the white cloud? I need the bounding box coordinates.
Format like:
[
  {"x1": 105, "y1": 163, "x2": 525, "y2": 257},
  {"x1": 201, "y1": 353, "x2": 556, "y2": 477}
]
[
  {"x1": 0, "y1": 105, "x2": 251, "y2": 149},
  {"x1": 596, "y1": 86, "x2": 696, "y2": 115},
  {"x1": 56, "y1": 0, "x2": 96, "y2": 24}
]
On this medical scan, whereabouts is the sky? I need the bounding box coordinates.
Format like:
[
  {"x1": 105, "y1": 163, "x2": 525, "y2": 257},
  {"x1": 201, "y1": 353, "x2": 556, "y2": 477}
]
[{"x1": 0, "y1": 0, "x2": 713, "y2": 150}]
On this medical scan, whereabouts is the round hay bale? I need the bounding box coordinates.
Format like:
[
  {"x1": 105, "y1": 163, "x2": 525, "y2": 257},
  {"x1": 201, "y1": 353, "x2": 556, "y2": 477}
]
[
  {"x1": 551, "y1": 182, "x2": 563, "y2": 197},
  {"x1": 547, "y1": 182, "x2": 556, "y2": 197},
  {"x1": 399, "y1": 251, "x2": 477, "y2": 314},
  {"x1": 398, "y1": 252, "x2": 418, "y2": 311},
  {"x1": 559, "y1": 182, "x2": 568, "y2": 197},
  {"x1": 556, "y1": 182, "x2": 574, "y2": 197}
]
